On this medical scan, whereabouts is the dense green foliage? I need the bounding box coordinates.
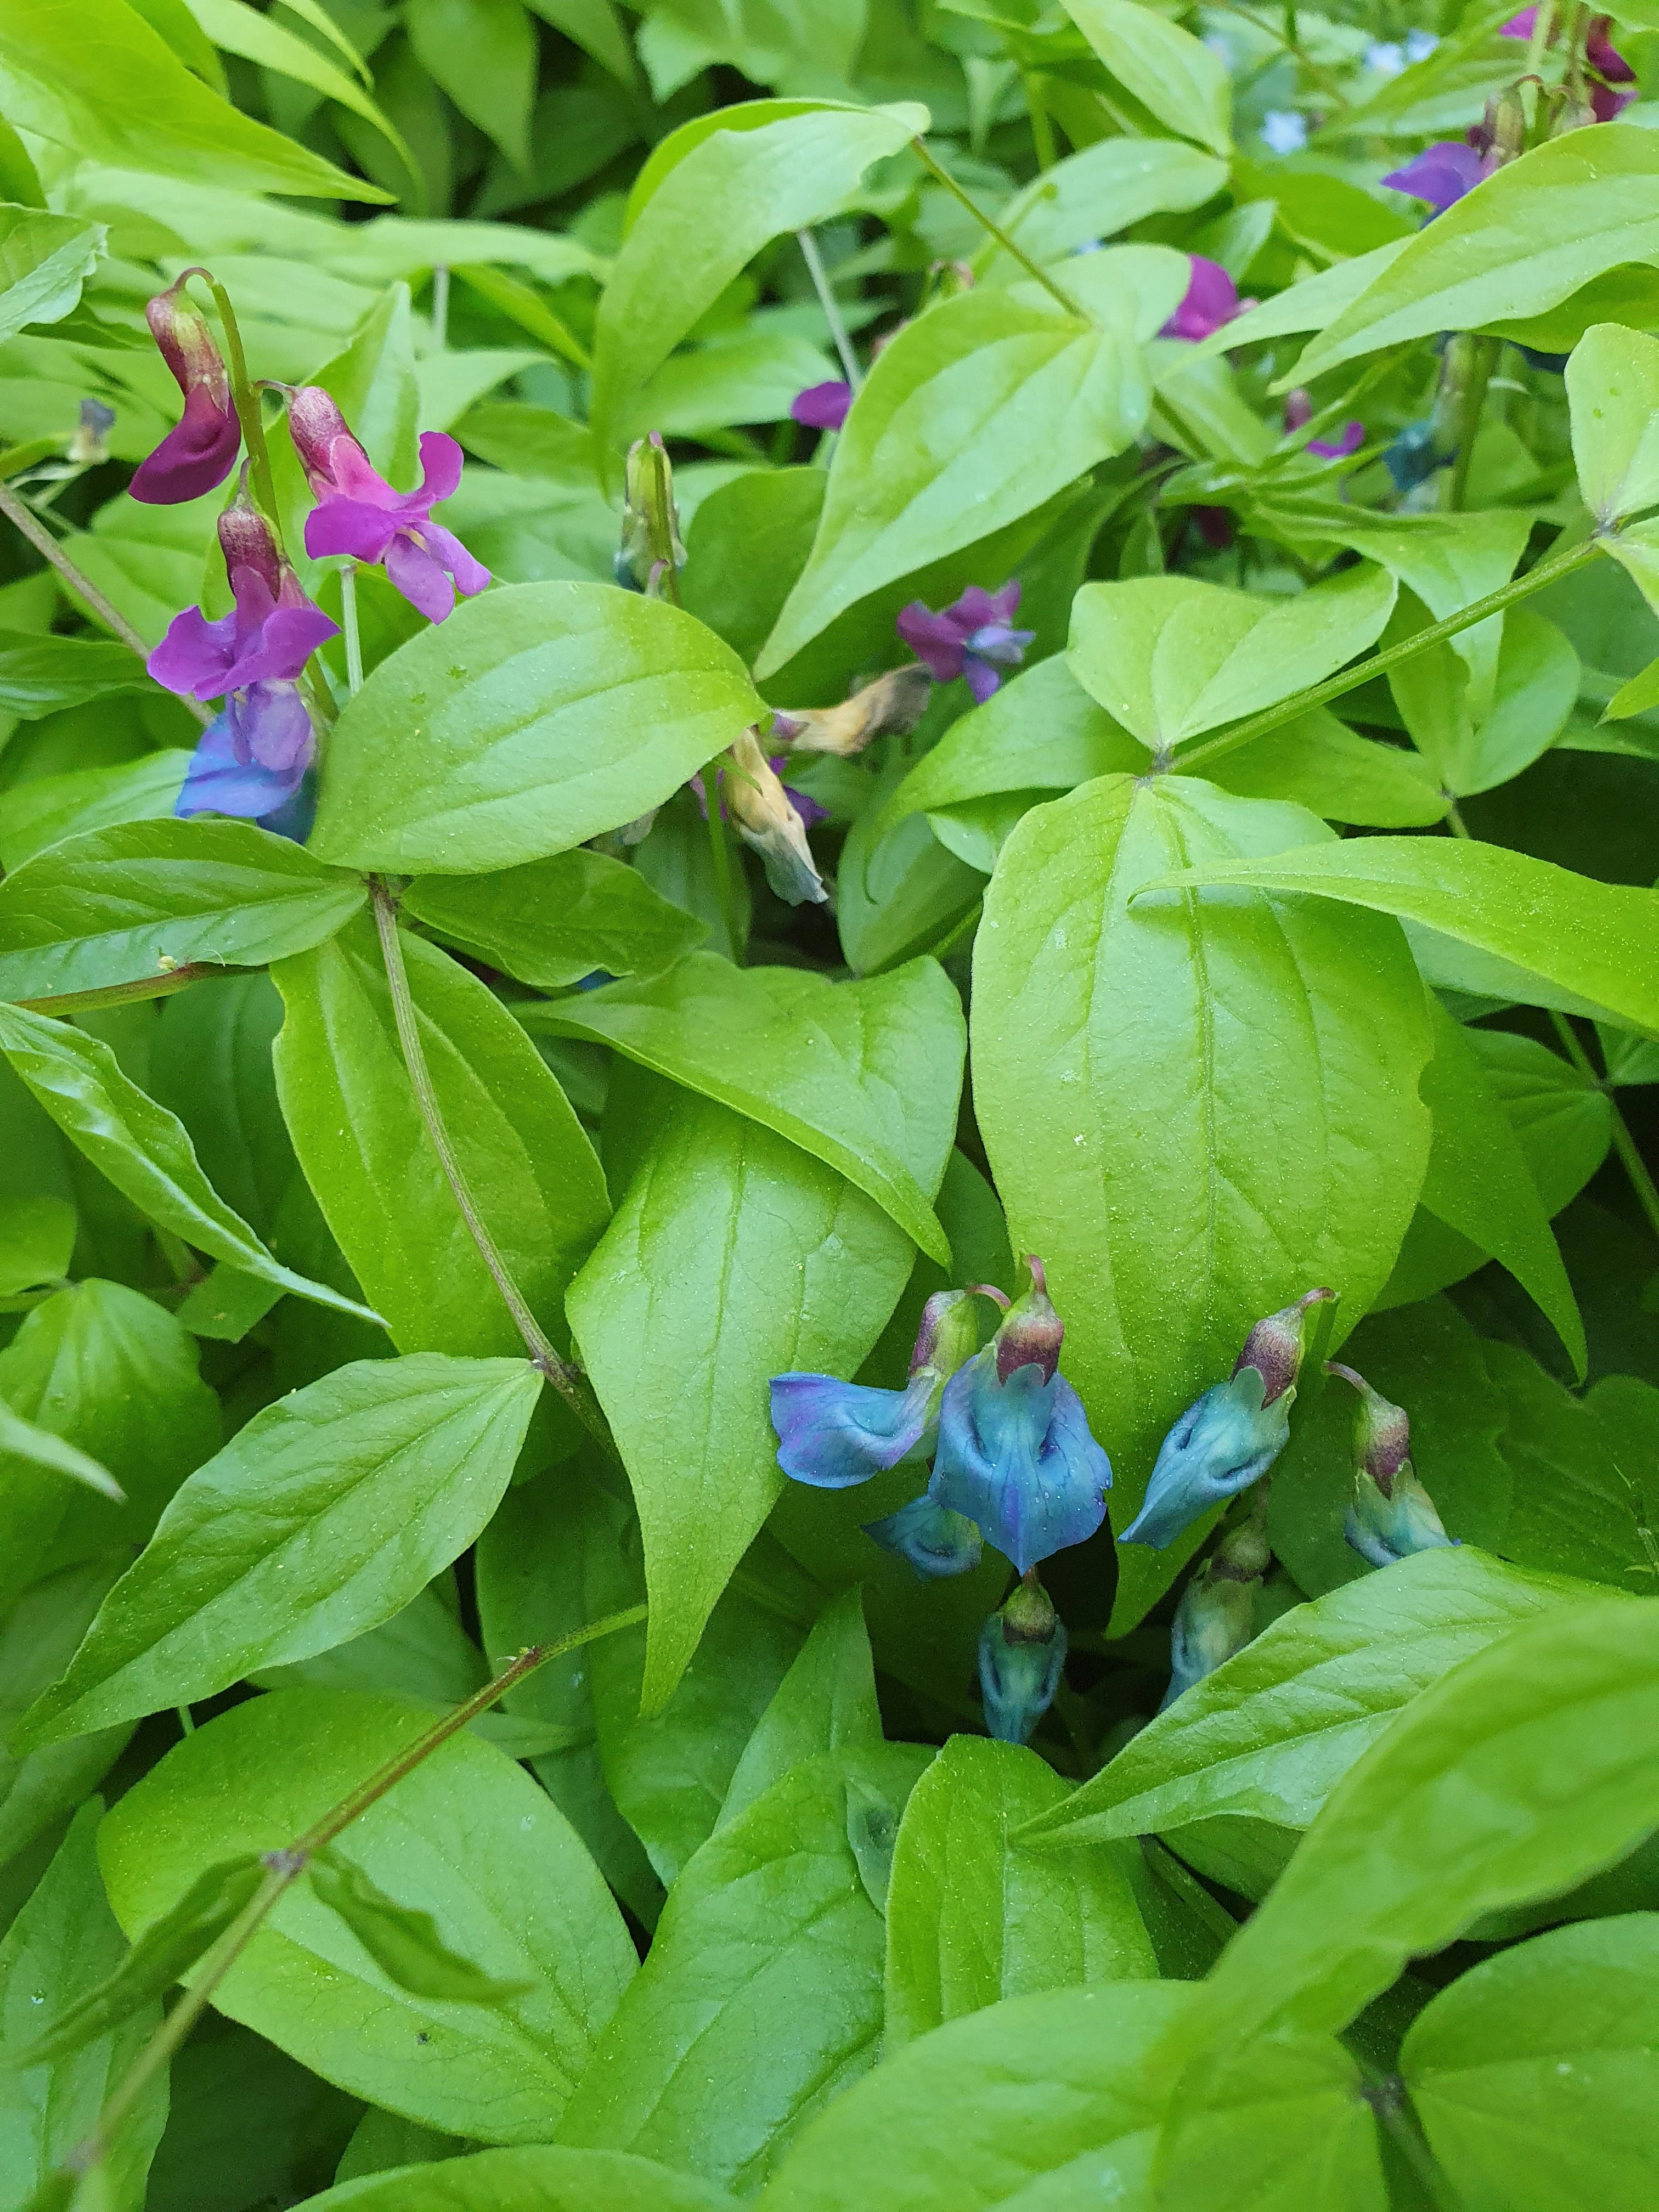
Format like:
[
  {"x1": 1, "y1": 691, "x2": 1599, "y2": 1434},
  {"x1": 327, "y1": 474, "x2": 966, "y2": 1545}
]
[{"x1": 2, "y1": 0, "x2": 1659, "y2": 2205}]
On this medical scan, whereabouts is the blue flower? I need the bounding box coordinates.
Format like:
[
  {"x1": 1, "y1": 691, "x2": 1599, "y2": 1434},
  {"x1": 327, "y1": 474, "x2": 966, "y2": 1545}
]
[
  {"x1": 863, "y1": 1494, "x2": 982, "y2": 1579},
  {"x1": 1120, "y1": 1289, "x2": 1333, "y2": 1551},
  {"x1": 1327, "y1": 1362, "x2": 1457, "y2": 1568},
  {"x1": 771, "y1": 1289, "x2": 980, "y2": 1491},
  {"x1": 979, "y1": 1575, "x2": 1065, "y2": 1744},
  {"x1": 928, "y1": 1259, "x2": 1109, "y2": 1573}
]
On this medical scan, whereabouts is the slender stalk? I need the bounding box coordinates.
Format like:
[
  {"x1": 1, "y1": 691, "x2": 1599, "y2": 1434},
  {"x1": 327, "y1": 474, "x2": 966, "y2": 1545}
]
[
  {"x1": 201, "y1": 278, "x2": 280, "y2": 524},
  {"x1": 910, "y1": 138, "x2": 1089, "y2": 317},
  {"x1": 1525, "y1": 0, "x2": 1558, "y2": 75},
  {"x1": 1552, "y1": 1009, "x2": 1659, "y2": 1246},
  {"x1": 795, "y1": 229, "x2": 861, "y2": 392},
  {"x1": 1025, "y1": 74, "x2": 1058, "y2": 170},
  {"x1": 18, "y1": 964, "x2": 215, "y2": 1017},
  {"x1": 1178, "y1": 534, "x2": 1606, "y2": 771},
  {"x1": 1444, "y1": 336, "x2": 1499, "y2": 511},
  {"x1": 66, "y1": 1605, "x2": 646, "y2": 2182},
  {"x1": 702, "y1": 761, "x2": 744, "y2": 964},
  {"x1": 0, "y1": 482, "x2": 211, "y2": 724},
  {"x1": 1361, "y1": 2074, "x2": 1465, "y2": 2210},
  {"x1": 431, "y1": 264, "x2": 450, "y2": 351},
  {"x1": 339, "y1": 562, "x2": 364, "y2": 695},
  {"x1": 369, "y1": 877, "x2": 608, "y2": 1440}
]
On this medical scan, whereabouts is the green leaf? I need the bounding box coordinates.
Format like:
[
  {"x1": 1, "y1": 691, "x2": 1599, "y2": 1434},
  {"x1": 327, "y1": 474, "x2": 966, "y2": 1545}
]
[
  {"x1": 272, "y1": 913, "x2": 609, "y2": 1359},
  {"x1": 590, "y1": 99, "x2": 924, "y2": 462},
  {"x1": 1152, "y1": 2031, "x2": 1387, "y2": 2212},
  {"x1": 0, "y1": 1560, "x2": 131, "y2": 1871},
  {"x1": 308, "y1": 1850, "x2": 534, "y2": 2007},
  {"x1": 1066, "y1": 567, "x2": 1397, "y2": 753},
  {"x1": 0, "y1": 1190, "x2": 74, "y2": 1293},
  {"x1": 407, "y1": 0, "x2": 534, "y2": 174},
  {"x1": 99, "y1": 1688, "x2": 638, "y2": 2143},
  {"x1": 555, "y1": 1746, "x2": 932, "y2": 2193},
  {"x1": 0, "y1": 1804, "x2": 168, "y2": 2211},
  {"x1": 757, "y1": 287, "x2": 1154, "y2": 679},
  {"x1": 973, "y1": 775, "x2": 1432, "y2": 1629},
  {"x1": 1400, "y1": 1915, "x2": 1659, "y2": 2211},
  {"x1": 756, "y1": 1980, "x2": 1194, "y2": 2212},
  {"x1": 1206, "y1": 710, "x2": 1447, "y2": 830},
  {"x1": 308, "y1": 584, "x2": 764, "y2": 875},
  {"x1": 524, "y1": 0, "x2": 635, "y2": 84},
  {"x1": 18, "y1": 1852, "x2": 266, "y2": 2067},
  {"x1": 0, "y1": 1399, "x2": 122, "y2": 1500},
  {"x1": 403, "y1": 851, "x2": 702, "y2": 991},
  {"x1": 0, "y1": 1004, "x2": 382, "y2": 1325},
  {"x1": 0, "y1": 821, "x2": 367, "y2": 1005},
  {"x1": 0, "y1": 202, "x2": 104, "y2": 341},
  {"x1": 0, "y1": 629, "x2": 146, "y2": 718},
  {"x1": 290, "y1": 2147, "x2": 738, "y2": 2211},
  {"x1": 1019, "y1": 1550, "x2": 1602, "y2": 1869},
  {"x1": 1060, "y1": 0, "x2": 1232, "y2": 155},
  {"x1": 567, "y1": 1090, "x2": 916, "y2": 1710},
  {"x1": 718, "y1": 1588, "x2": 882, "y2": 1831},
  {"x1": 885, "y1": 1735, "x2": 1155, "y2": 2049},
  {"x1": 1568, "y1": 321, "x2": 1659, "y2": 527},
  {"x1": 532, "y1": 953, "x2": 963, "y2": 1262},
  {"x1": 184, "y1": 0, "x2": 413, "y2": 171},
  {"x1": 1189, "y1": 1595, "x2": 1659, "y2": 2047},
  {"x1": 0, "y1": 1278, "x2": 222, "y2": 1612},
  {"x1": 0, "y1": 0, "x2": 389, "y2": 201},
  {"x1": 1135, "y1": 834, "x2": 1659, "y2": 1035},
  {"x1": 12, "y1": 1353, "x2": 542, "y2": 1749},
  {"x1": 0, "y1": 753, "x2": 191, "y2": 873},
  {"x1": 1387, "y1": 606, "x2": 1579, "y2": 799},
  {"x1": 1289, "y1": 124, "x2": 1659, "y2": 383},
  {"x1": 1414, "y1": 997, "x2": 1584, "y2": 1374},
  {"x1": 985, "y1": 139, "x2": 1229, "y2": 275}
]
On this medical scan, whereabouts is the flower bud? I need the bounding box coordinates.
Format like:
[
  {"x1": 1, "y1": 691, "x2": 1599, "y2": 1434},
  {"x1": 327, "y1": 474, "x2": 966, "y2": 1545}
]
[
  {"x1": 284, "y1": 385, "x2": 356, "y2": 486},
  {"x1": 1326, "y1": 1363, "x2": 1456, "y2": 1568},
  {"x1": 1162, "y1": 1503, "x2": 1271, "y2": 1708},
  {"x1": 991, "y1": 1256, "x2": 1064, "y2": 1384},
  {"x1": 979, "y1": 1573, "x2": 1066, "y2": 1744},
  {"x1": 769, "y1": 665, "x2": 933, "y2": 759},
  {"x1": 216, "y1": 471, "x2": 283, "y2": 602},
  {"x1": 864, "y1": 1493, "x2": 983, "y2": 1579},
  {"x1": 1121, "y1": 1288, "x2": 1331, "y2": 1550},
  {"x1": 131, "y1": 274, "x2": 240, "y2": 505},
  {"x1": 723, "y1": 726, "x2": 828, "y2": 906},
  {"x1": 619, "y1": 431, "x2": 686, "y2": 592}
]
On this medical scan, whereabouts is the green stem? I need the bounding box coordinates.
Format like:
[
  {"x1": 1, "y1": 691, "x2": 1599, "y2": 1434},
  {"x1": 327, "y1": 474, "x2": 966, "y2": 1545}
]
[
  {"x1": 910, "y1": 138, "x2": 1089, "y2": 318},
  {"x1": 340, "y1": 562, "x2": 364, "y2": 695},
  {"x1": 1025, "y1": 74, "x2": 1058, "y2": 170},
  {"x1": 1444, "y1": 335, "x2": 1499, "y2": 511},
  {"x1": 202, "y1": 278, "x2": 280, "y2": 526},
  {"x1": 1178, "y1": 534, "x2": 1606, "y2": 772},
  {"x1": 1553, "y1": 1010, "x2": 1659, "y2": 1247},
  {"x1": 369, "y1": 877, "x2": 614, "y2": 1445},
  {"x1": 0, "y1": 482, "x2": 211, "y2": 724},
  {"x1": 795, "y1": 228, "x2": 861, "y2": 392},
  {"x1": 702, "y1": 761, "x2": 744, "y2": 966},
  {"x1": 66, "y1": 1606, "x2": 646, "y2": 2182},
  {"x1": 431, "y1": 265, "x2": 450, "y2": 351},
  {"x1": 18, "y1": 965, "x2": 215, "y2": 1017},
  {"x1": 1362, "y1": 2075, "x2": 1465, "y2": 2211}
]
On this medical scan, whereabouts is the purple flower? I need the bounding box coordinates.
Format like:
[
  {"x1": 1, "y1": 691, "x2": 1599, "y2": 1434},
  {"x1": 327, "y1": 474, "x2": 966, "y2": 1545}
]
[
  {"x1": 928, "y1": 1260, "x2": 1110, "y2": 1573},
  {"x1": 1502, "y1": 10, "x2": 1634, "y2": 119},
  {"x1": 1284, "y1": 388, "x2": 1365, "y2": 462},
  {"x1": 1159, "y1": 256, "x2": 1254, "y2": 343},
  {"x1": 792, "y1": 380, "x2": 853, "y2": 431},
  {"x1": 895, "y1": 582, "x2": 1034, "y2": 706},
  {"x1": 130, "y1": 275, "x2": 240, "y2": 505},
  {"x1": 1382, "y1": 142, "x2": 1487, "y2": 213},
  {"x1": 287, "y1": 388, "x2": 490, "y2": 623},
  {"x1": 149, "y1": 484, "x2": 336, "y2": 823}
]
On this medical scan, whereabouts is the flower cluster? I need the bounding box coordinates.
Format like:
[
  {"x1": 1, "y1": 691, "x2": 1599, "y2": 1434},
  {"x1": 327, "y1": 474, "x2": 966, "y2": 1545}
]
[
  {"x1": 771, "y1": 1260, "x2": 1110, "y2": 1742},
  {"x1": 132, "y1": 272, "x2": 491, "y2": 827}
]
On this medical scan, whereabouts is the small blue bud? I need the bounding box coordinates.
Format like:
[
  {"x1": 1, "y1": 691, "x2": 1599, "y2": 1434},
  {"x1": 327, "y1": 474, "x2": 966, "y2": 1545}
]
[
  {"x1": 979, "y1": 1573, "x2": 1066, "y2": 1744},
  {"x1": 1327, "y1": 1363, "x2": 1457, "y2": 1568},
  {"x1": 1120, "y1": 1289, "x2": 1333, "y2": 1550},
  {"x1": 770, "y1": 1289, "x2": 980, "y2": 1490},
  {"x1": 1161, "y1": 1503, "x2": 1272, "y2": 1708},
  {"x1": 863, "y1": 1493, "x2": 983, "y2": 1579},
  {"x1": 929, "y1": 1259, "x2": 1110, "y2": 1572}
]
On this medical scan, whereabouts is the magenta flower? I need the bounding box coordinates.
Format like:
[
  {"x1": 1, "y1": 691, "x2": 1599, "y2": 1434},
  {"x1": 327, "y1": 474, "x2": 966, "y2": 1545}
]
[
  {"x1": 130, "y1": 274, "x2": 241, "y2": 506},
  {"x1": 1503, "y1": 9, "x2": 1634, "y2": 119},
  {"x1": 896, "y1": 582, "x2": 1034, "y2": 706},
  {"x1": 1159, "y1": 257, "x2": 1254, "y2": 343},
  {"x1": 792, "y1": 380, "x2": 853, "y2": 431},
  {"x1": 1383, "y1": 141, "x2": 1487, "y2": 212},
  {"x1": 149, "y1": 487, "x2": 336, "y2": 822},
  {"x1": 286, "y1": 388, "x2": 490, "y2": 623},
  {"x1": 1284, "y1": 388, "x2": 1365, "y2": 462}
]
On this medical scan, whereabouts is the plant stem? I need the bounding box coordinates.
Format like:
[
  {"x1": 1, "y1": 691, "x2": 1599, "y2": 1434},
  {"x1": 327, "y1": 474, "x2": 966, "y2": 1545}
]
[
  {"x1": 1444, "y1": 335, "x2": 1499, "y2": 511},
  {"x1": 431, "y1": 264, "x2": 450, "y2": 351},
  {"x1": 368, "y1": 877, "x2": 611, "y2": 1443},
  {"x1": 203, "y1": 279, "x2": 280, "y2": 525},
  {"x1": 1178, "y1": 534, "x2": 1606, "y2": 771},
  {"x1": 340, "y1": 562, "x2": 363, "y2": 694},
  {"x1": 702, "y1": 761, "x2": 744, "y2": 964},
  {"x1": 18, "y1": 965, "x2": 215, "y2": 1017},
  {"x1": 910, "y1": 138, "x2": 1088, "y2": 318},
  {"x1": 795, "y1": 229, "x2": 861, "y2": 392},
  {"x1": 1361, "y1": 2074, "x2": 1465, "y2": 2211},
  {"x1": 1552, "y1": 1011, "x2": 1659, "y2": 1247},
  {"x1": 65, "y1": 1605, "x2": 646, "y2": 2183},
  {"x1": 1025, "y1": 74, "x2": 1058, "y2": 170},
  {"x1": 0, "y1": 482, "x2": 211, "y2": 723}
]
